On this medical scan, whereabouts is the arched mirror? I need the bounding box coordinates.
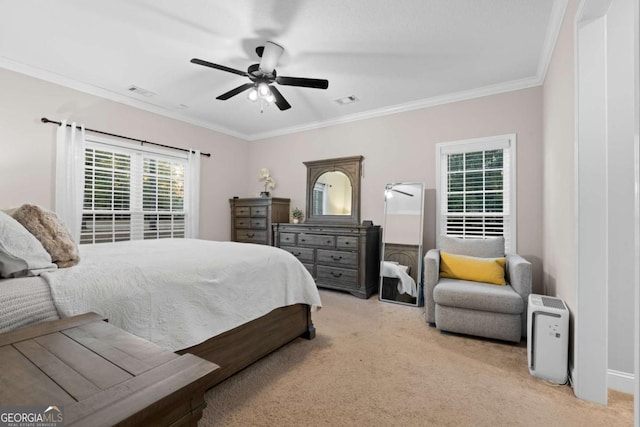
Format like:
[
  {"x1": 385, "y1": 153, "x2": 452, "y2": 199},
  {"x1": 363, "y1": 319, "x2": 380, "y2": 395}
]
[
  {"x1": 304, "y1": 156, "x2": 362, "y2": 225},
  {"x1": 313, "y1": 171, "x2": 352, "y2": 215},
  {"x1": 379, "y1": 182, "x2": 425, "y2": 306}
]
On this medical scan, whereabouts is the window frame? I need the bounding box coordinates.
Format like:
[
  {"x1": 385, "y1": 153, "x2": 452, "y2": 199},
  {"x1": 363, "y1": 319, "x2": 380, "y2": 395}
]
[
  {"x1": 435, "y1": 133, "x2": 517, "y2": 253},
  {"x1": 81, "y1": 134, "x2": 189, "y2": 244}
]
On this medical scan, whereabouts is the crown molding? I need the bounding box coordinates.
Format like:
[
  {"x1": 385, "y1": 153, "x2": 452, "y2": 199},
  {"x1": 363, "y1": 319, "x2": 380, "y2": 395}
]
[
  {"x1": 2, "y1": 0, "x2": 566, "y2": 145},
  {"x1": 0, "y1": 56, "x2": 248, "y2": 141},
  {"x1": 0, "y1": 55, "x2": 543, "y2": 143},
  {"x1": 247, "y1": 76, "x2": 542, "y2": 141},
  {"x1": 249, "y1": 1, "x2": 569, "y2": 141},
  {"x1": 536, "y1": 0, "x2": 569, "y2": 83}
]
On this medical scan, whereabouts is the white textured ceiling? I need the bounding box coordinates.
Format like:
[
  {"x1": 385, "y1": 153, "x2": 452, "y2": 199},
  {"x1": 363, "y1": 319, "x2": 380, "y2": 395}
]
[{"x1": 0, "y1": 0, "x2": 561, "y2": 140}]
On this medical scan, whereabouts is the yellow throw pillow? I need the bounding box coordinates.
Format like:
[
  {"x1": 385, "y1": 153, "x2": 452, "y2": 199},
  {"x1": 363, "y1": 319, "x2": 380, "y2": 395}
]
[{"x1": 440, "y1": 251, "x2": 506, "y2": 286}]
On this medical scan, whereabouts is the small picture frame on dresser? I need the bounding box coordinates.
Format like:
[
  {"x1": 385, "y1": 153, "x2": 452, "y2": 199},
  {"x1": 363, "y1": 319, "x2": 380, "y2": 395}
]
[{"x1": 362, "y1": 220, "x2": 373, "y2": 226}]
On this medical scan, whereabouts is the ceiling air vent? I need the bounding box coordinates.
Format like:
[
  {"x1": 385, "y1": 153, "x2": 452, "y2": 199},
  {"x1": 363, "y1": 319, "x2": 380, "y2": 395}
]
[
  {"x1": 127, "y1": 85, "x2": 156, "y2": 97},
  {"x1": 334, "y1": 95, "x2": 359, "y2": 105}
]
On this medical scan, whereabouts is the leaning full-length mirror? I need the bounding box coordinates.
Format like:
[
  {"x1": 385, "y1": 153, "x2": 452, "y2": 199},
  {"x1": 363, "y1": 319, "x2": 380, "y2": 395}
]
[{"x1": 379, "y1": 182, "x2": 425, "y2": 306}]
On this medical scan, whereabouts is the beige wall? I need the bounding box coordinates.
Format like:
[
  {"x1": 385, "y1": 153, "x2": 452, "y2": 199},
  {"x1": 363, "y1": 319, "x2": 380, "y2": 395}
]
[
  {"x1": 0, "y1": 67, "x2": 544, "y2": 292},
  {"x1": 247, "y1": 87, "x2": 544, "y2": 292},
  {"x1": 0, "y1": 68, "x2": 249, "y2": 241},
  {"x1": 542, "y1": 0, "x2": 577, "y2": 320}
]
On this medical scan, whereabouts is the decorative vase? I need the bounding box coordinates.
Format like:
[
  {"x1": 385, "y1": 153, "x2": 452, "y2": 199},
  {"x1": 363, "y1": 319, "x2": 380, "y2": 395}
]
[
  {"x1": 293, "y1": 218, "x2": 299, "y2": 224},
  {"x1": 260, "y1": 191, "x2": 270, "y2": 198}
]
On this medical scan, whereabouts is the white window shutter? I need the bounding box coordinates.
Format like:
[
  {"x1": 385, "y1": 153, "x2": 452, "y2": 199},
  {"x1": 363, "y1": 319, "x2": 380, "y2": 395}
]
[
  {"x1": 436, "y1": 134, "x2": 516, "y2": 253},
  {"x1": 80, "y1": 139, "x2": 189, "y2": 244}
]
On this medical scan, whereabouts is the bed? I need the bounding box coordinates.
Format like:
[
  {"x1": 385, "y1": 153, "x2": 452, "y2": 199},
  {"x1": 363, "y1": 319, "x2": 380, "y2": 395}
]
[{"x1": 0, "y1": 237, "x2": 322, "y2": 387}]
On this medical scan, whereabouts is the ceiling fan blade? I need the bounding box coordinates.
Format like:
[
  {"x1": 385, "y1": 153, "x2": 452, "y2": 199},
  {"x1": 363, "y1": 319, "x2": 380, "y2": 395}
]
[
  {"x1": 259, "y1": 41, "x2": 284, "y2": 75},
  {"x1": 392, "y1": 189, "x2": 414, "y2": 197},
  {"x1": 276, "y1": 76, "x2": 329, "y2": 89},
  {"x1": 269, "y1": 86, "x2": 291, "y2": 111},
  {"x1": 191, "y1": 58, "x2": 248, "y2": 77},
  {"x1": 216, "y1": 83, "x2": 254, "y2": 100}
]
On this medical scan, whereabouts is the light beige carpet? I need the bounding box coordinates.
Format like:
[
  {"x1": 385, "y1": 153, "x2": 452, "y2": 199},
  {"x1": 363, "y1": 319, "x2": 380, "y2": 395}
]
[{"x1": 201, "y1": 290, "x2": 633, "y2": 426}]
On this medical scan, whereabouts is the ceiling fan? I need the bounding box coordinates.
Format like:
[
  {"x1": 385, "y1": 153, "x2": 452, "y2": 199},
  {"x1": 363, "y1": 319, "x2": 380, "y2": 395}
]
[
  {"x1": 385, "y1": 184, "x2": 415, "y2": 198},
  {"x1": 190, "y1": 41, "x2": 329, "y2": 111}
]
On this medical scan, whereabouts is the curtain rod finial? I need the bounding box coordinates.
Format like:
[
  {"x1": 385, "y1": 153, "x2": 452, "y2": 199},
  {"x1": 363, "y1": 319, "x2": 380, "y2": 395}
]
[{"x1": 41, "y1": 117, "x2": 48, "y2": 123}]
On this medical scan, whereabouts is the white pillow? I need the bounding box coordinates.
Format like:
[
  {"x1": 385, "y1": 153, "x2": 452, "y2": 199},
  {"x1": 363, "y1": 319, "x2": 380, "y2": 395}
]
[{"x1": 0, "y1": 211, "x2": 57, "y2": 278}]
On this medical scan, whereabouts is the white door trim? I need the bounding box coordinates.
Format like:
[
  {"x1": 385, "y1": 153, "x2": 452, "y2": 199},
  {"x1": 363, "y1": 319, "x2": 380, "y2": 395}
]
[{"x1": 573, "y1": 0, "x2": 611, "y2": 404}]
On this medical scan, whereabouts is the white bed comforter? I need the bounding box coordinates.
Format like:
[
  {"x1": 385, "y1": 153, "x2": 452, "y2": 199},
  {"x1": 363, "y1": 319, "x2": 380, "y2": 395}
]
[{"x1": 43, "y1": 239, "x2": 322, "y2": 351}]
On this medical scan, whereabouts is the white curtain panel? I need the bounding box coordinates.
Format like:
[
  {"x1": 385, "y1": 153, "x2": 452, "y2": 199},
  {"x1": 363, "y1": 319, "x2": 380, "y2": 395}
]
[
  {"x1": 55, "y1": 120, "x2": 85, "y2": 242},
  {"x1": 186, "y1": 149, "x2": 201, "y2": 238}
]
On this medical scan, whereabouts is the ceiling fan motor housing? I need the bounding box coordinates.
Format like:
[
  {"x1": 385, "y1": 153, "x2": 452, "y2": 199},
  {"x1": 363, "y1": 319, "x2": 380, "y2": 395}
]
[{"x1": 248, "y1": 63, "x2": 276, "y2": 84}]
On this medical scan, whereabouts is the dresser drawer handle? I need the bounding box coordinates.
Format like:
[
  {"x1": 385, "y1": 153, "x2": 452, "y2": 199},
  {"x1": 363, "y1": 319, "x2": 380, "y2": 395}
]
[
  {"x1": 293, "y1": 252, "x2": 301, "y2": 257},
  {"x1": 300, "y1": 238, "x2": 306, "y2": 242},
  {"x1": 330, "y1": 272, "x2": 343, "y2": 278},
  {"x1": 326, "y1": 240, "x2": 332, "y2": 244},
  {"x1": 344, "y1": 241, "x2": 350, "y2": 245},
  {"x1": 284, "y1": 237, "x2": 291, "y2": 241},
  {"x1": 331, "y1": 255, "x2": 343, "y2": 261},
  {"x1": 247, "y1": 233, "x2": 255, "y2": 238}
]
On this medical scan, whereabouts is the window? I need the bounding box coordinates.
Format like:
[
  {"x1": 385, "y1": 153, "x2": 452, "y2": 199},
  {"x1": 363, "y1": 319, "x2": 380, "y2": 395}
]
[
  {"x1": 312, "y1": 182, "x2": 327, "y2": 215},
  {"x1": 436, "y1": 134, "x2": 516, "y2": 253},
  {"x1": 81, "y1": 137, "x2": 188, "y2": 244}
]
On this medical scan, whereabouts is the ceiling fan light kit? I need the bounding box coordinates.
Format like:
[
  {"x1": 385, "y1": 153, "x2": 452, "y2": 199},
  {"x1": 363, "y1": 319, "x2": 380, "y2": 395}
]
[
  {"x1": 247, "y1": 83, "x2": 276, "y2": 113},
  {"x1": 191, "y1": 41, "x2": 329, "y2": 112}
]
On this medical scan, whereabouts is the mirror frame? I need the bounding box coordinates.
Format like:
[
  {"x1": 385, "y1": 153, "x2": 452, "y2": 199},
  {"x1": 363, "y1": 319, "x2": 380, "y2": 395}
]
[
  {"x1": 304, "y1": 155, "x2": 363, "y2": 225},
  {"x1": 379, "y1": 182, "x2": 425, "y2": 307}
]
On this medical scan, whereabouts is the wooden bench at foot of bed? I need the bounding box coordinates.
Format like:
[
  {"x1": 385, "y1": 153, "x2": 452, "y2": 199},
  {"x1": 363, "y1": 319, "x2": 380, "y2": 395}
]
[
  {"x1": 0, "y1": 313, "x2": 219, "y2": 426},
  {"x1": 177, "y1": 303, "x2": 315, "y2": 387}
]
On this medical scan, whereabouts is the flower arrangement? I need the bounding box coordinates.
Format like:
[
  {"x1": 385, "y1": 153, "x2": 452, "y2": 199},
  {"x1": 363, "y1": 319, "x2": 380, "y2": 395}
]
[
  {"x1": 291, "y1": 207, "x2": 304, "y2": 223},
  {"x1": 258, "y1": 168, "x2": 276, "y2": 197}
]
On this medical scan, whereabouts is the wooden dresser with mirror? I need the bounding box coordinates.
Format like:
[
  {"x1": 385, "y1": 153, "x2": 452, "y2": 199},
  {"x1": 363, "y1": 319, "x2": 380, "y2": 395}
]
[{"x1": 273, "y1": 156, "x2": 381, "y2": 299}]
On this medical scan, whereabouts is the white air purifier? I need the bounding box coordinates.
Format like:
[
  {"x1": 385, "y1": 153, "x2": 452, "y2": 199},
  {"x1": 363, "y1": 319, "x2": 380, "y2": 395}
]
[{"x1": 527, "y1": 294, "x2": 569, "y2": 384}]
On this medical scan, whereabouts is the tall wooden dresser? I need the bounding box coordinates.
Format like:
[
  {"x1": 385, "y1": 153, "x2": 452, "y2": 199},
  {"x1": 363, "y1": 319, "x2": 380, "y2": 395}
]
[
  {"x1": 273, "y1": 223, "x2": 381, "y2": 299},
  {"x1": 230, "y1": 197, "x2": 290, "y2": 245}
]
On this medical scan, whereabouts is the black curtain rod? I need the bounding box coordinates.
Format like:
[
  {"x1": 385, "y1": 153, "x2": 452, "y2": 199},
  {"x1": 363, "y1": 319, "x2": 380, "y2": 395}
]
[{"x1": 41, "y1": 117, "x2": 211, "y2": 158}]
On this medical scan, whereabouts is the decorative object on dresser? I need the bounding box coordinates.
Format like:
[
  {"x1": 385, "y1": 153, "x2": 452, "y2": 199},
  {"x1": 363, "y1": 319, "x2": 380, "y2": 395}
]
[
  {"x1": 291, "y1": 207, "x2": 304, "y2": 224},
  {"x1": 274, "y1": 223, "x2": 380, "y2": 299},
  {"x1": 258, "y1": 168, "x2": 276, "y2": 198},
  {"x1": 230, "y1": 197, "x2": 290, "y2": 245},
  {"x1": 274, "y1": 155, "x2": 381, "y2": 298}
]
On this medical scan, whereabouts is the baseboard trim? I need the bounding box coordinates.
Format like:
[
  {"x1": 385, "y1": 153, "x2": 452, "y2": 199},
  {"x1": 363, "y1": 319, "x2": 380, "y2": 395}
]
[
  {"x1": 569, "y1": 361, "x2": 575, "y2": 391},
  {"x1": 608, "y1": 369, "x2": 635, "y2": 394}
]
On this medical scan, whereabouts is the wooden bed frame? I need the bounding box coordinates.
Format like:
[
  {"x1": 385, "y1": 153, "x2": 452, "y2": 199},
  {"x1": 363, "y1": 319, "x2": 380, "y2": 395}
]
[{"x1": 177, "y1": 303, "x2": 315, "y2": 387}]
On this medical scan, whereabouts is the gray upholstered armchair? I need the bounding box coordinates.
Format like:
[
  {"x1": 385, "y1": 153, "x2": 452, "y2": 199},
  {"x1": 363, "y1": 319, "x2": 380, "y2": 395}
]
[{"x1": 424, "y1": 236, "x2": 532, "y2": 342}]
